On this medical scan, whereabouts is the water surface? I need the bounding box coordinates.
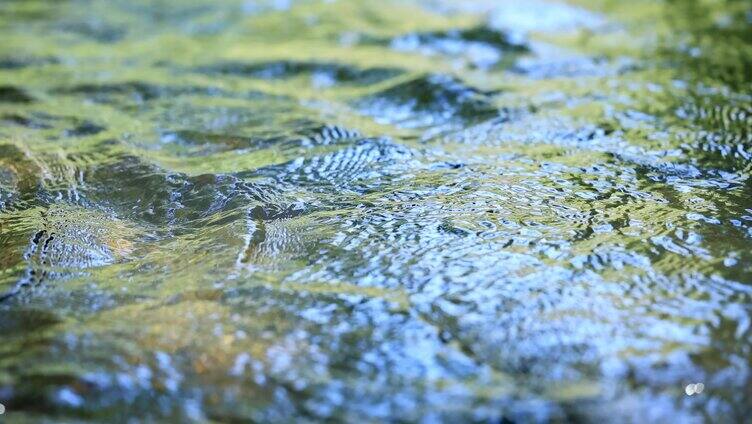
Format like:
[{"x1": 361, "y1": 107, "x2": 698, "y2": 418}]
[{"x1": 0, "y1": 0, "x2": 751, "y2": 421}]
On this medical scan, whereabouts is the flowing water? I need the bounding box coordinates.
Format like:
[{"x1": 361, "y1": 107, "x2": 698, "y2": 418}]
[{"x1": 0, "y1": 0, "x2": 751, "y2": 422}]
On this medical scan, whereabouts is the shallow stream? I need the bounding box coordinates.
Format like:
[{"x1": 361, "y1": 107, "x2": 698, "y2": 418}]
[{"x1": 0, "y1": 0, "x2": 751, "y2": 421}]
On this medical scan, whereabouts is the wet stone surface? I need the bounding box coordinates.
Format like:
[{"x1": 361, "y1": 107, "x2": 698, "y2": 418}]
[{"x1": 0, "y1": 0, "x2": 751, "y2": 422}]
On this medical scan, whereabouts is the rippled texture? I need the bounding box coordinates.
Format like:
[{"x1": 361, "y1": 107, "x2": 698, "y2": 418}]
[{"x1": 0, "y1": 0, "x2": 751, "y2": 421}]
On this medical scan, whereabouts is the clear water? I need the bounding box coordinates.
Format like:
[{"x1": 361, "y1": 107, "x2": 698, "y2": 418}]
[{"x1": 0, "y1": 0, "x2": 750, "y2": 421}]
